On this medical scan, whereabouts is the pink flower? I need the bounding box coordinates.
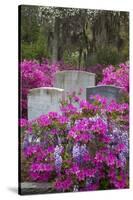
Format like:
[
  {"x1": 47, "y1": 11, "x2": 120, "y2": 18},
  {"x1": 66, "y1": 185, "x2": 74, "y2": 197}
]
[
  {"x1": 30, "y1": 163, "x2": 54, "y2": 172},
  {"x1": 76, "y1": 170, "x2": 86, "y2": 181},
  {"x1": 115, "y1": 143, "x2": 126, "y2": 152},
  {"x1": 94, "y1": 152, "x2": 105, "y2": 163},
  {"x1": 90, "y1": 118, "x2": 107, "y2": 135},
  {"x1": 61, "y1": 103, "x2": 77, "y2": 115},
  {"x1": 54, "y1": 177, "x2": 73, "y2": 191},
  {"x1": 80, "y1": 100, "x2": 98, "y2": 111},
  {"x1": 83, "y1": 153, "x2": 91, "y2": 162},
  {"x1": 20, "y1": 59, "x2": 58, "y2": 118},
  {"x1": 105, "y1": 153, "x2": 116, "y2": 166},
  {"x1": 75, "y1": 133, "x2": 93, "y2": 143},
  {"x1": 58, "y1": 116, "x2": 68, "y2": 124},
  {"x1": 37, "y1": 115, "x2": 51, "y2": 127},
  {"x1": 98, "y1": 63, "x2": 129, "y2": 92},
  {"x1": 85, "y1": 169, "x2": 97, "y2": 178},
  {"x1": 19, "y1": 118, "x2": 27, "y2": 127},
  {"x1": 48, "y1": 112, "x2": 59, "y2": 119},
  {"x1": 90, "y1": 94, "x2": 107, "y2": 107}
]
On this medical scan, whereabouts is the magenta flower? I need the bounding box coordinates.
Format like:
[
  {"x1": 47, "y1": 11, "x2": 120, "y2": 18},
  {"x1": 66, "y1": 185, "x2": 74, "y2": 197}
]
[
  {"x1": 20, "y1": 59, "x2": 58, "y2": 118},
  {"x1": 24, "y1": 145, "x2": 42, "y2": 157},
  {"x1": 98, "y1": 63, "x2": 129, "y2": 92},
  {"x1": 37, "y1": 115, "x2": 51, "y2": 127},
  {"x1": 94, "y1": 152, "x2": 105, "y2": 163},
  {"x1": 80, "y1": 100, "x2": 98, "y2": 112},
  {"x1": 48, "y1": 112, "x2": 59, "y2": 119},
  {"x1": 105, "y1": 153, "x2": 116, "y2": 166},
  {"x1": 21, "y1": 72, "x2": 129, "y2": 191},
  {"x1": 19, "y1": 118, "x2": 28, "y2": 127},
  {"x1": 58, "y1": 116, "x2": 68, "y2": 124},
  {"x1": 60, "y1": 103, "x2": 77, "y2": 115},
  {"x1": 75, "y1": 133, "x2": 93, "y2": 143},
  {"x1": 90, "y1": 94, "x2": 107, "y2": 107},
  {"x1": 54, "y1": 177, "x2": 73, "y2": 191},
  {"x1": 90, "y1": 118, "x2": 107, "y2": 135},
  {"x1": 30, "y1": 163, "x2": 54, "y2": 173},
  {"x1": 115, "y1": 143, "x2": 126, "y2": 153}
]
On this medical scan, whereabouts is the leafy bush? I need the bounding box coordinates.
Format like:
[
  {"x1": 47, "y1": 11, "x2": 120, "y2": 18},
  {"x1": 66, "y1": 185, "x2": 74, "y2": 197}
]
[
  {"x1": 98, "y1": 63, "x2": 129, "y2": 92},
  {"x1": 97, "y1": 46, "x2": 120, "y2": 65},
  {"x1": 20, "y1": 60, "x2": 129, "y2": 118},
  {"x1": 20, "y1": 59, "x2": 58, "y2": 117},
  {"x1": 20, "y1": 93, "x2": 129, "y2": 192}
]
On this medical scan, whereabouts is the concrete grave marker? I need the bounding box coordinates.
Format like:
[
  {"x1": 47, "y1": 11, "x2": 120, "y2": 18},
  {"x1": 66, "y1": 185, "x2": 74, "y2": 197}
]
[
  {"x1": 54, "y1": 70, "x2": 95, "y2": 99},
  {"x1": 86, "y1": 85, "x2": 123, "y2": 102},
  {"x1": 28, "y1": 87, "x2": 64, "y2": 120}
]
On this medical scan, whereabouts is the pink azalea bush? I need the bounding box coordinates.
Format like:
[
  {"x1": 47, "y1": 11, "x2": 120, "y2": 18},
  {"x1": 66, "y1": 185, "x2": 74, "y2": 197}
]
[
  {"x1": 20, "y1": 93, "x2": 129, "y2": 192},
  {"x1": 20, "y1": 59, "x2": 129, "y2": 118},
  {"x1": 20, "y1": 59, "x2": 106, "y2": 118},
  {"x1": 20, "y1": 59, "x2": 58, "y2": 117},
  {"x1": 98, "y1": 63, "x2": 129, "y2": 92}
]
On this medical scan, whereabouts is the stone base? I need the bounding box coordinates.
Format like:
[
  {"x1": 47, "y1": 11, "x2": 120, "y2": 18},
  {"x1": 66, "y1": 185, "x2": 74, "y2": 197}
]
[{"x1": 19, "y1": 182, "x2": 54, "y2": 195}]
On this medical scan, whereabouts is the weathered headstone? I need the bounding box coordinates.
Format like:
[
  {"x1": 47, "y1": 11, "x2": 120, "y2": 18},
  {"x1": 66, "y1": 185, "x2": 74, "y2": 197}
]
[
  {"x1": 86, "y1": 85, "x2": 123, "y2": 102},
  {"x1": 28, "y1": 87, "x2": 64, "y2": 120},
  {"x1": 54, "y1": 70, "x2": 95, "y2": 99}
]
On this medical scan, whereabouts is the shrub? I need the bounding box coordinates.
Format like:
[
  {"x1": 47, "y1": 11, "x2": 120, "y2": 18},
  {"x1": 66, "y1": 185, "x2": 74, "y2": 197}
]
[
  {"x1": 20, "y1": 59, "x2": 58, "y2": 117},
  {"x1": 96, "y1": 46, "x2": 120, "y2": 65},
  {"x1": 20, "y1": 93, "x2": 129, "y2": 192},
  {"x1": 98, "y1": 63, "x2": 129, "y2": 92}
]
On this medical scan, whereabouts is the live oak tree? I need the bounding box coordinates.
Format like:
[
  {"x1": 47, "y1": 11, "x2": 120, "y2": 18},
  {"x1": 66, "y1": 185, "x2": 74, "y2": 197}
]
[{"x1": 20, "y1": 5, "x2": 129, "y2": 67}]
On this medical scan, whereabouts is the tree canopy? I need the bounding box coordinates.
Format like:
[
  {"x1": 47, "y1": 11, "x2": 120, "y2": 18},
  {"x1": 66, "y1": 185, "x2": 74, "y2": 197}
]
[{"x1": 20, "y1": 5, "x2": 129, "y2": 67}]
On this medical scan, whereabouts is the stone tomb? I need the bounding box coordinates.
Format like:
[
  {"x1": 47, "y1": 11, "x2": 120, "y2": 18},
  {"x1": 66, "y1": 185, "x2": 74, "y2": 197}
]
[
  {"x1": 54, "y1": 70, "x2": 95, "y2": 99},
  {"x1": 28, "y1": 87, "x2": 64, "y2": 120},
  {"x1": 86, "y1": 85, "x2": 123, "y2": 102}
]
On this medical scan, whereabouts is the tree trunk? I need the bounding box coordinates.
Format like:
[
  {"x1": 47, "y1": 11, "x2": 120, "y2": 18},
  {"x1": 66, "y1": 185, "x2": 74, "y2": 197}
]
[
  {"x1": 78, "y1": 48, "x2": 82, "y2": 69},
  {"x1": 51, "y1": 18, "x2": 60, "y2": 63}
]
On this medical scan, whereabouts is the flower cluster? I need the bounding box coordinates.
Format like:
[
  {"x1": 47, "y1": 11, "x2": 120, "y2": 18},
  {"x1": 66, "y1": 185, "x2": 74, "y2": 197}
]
[
  {"x1": 20, "y1": 61, "x2": 129, "y2": 119},
  {"x1": 98, "y1": 63, "x2": 129, "y2": 92},
  {"x1": 54, "y1": 145, "x2": 63, "y2": 174},
  {"x1": 20, "y1": 60, "x2": 58, "y2": 118},
  {"x1": 21, "y1": 92, "x2": 129, "y2": 192}
]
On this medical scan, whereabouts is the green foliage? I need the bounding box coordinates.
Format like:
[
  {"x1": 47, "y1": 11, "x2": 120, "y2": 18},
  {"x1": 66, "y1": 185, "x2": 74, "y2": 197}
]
[
  {"x1": 97, "y1": 46, "x2": 120, "y2": 65},
  {"x1": 20, "y1": 5, "x2": 129, "y2": 66},
  {"x1": 21, "y1": 29, "x2": 49, "y2": 60},
  {"x1": 20, "y1": 5, "x2": 40, "y2": 43},
  {"x1": 100, "y1": 179, "x2": 110, "y2": 189},
  {"x1": 21, "y1": 43, "x2": 37, "y2": 60},
  {"x1": 63, "y1": 51, "x2": 80, "y2": 66}
]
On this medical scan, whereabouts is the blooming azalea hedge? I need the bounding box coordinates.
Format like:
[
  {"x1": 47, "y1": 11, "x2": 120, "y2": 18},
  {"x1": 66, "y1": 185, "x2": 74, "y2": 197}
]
[
  {"x1": 20, "y1": 93, "x2": 129, "y2": 192},
  {"x1": 20, "y1": 60, "x2": 129, "y2": 118},
  {"x1": 98, "y1": 63, "x2": 129, "y2": 92},
  {"x1": 20, "y1": 59, "x2": 58, "y2": 117}
]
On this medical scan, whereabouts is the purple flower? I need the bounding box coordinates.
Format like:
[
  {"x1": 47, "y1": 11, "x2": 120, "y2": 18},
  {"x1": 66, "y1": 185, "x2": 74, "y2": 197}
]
[
  {"x1": 54, "y1": 145, "x2": 63, "y2": 174},
  {"x1": 72, "y1": 143, "x2": 81, "y2": 164}
]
